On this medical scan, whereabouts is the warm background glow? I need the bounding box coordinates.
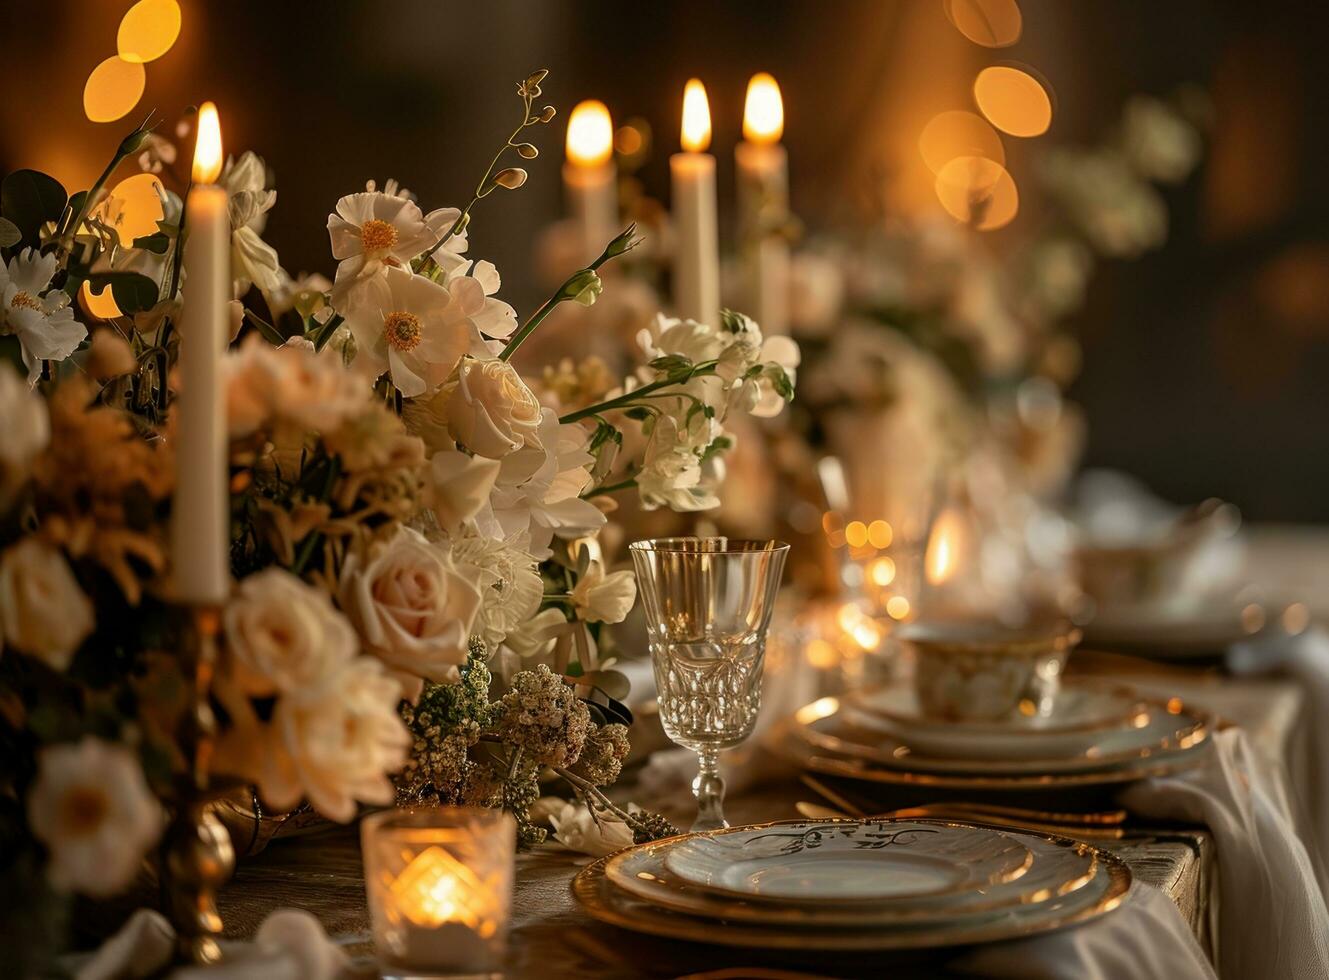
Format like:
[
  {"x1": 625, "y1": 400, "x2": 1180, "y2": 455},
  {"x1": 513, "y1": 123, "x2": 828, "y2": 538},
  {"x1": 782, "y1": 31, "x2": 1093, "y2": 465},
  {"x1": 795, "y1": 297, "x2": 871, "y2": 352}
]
[
  {"x1": 935, "y1": 155, "x2": 1019, "y2": 229},
  {"x1": 193, "y1": 101, "x2": 223, "y2": 183},
  {"x1": 918, "y1": 109, "x2": 1005, "y2": 173},
  {"x1": 743, "y1": 72, "x2": 784, "y2": 144},
  {"x1": 944, "y1": 0, "x2": 1023, "y2": 48},
  {"x1": 83, "y1": 56, "x2": 146, "y2": 123},
  {"x1": 117, "y1": 0, "x2": 181, "y2": 64},
  {"x1": 680, "y1": 78, "x2": 712, "y2": 153},
  {"x1": 565, "y1": 99, "x2": 613, "y2": 168},
  {"x1": 973, "y1": 65, "x2": 1053, "y2": 137}
]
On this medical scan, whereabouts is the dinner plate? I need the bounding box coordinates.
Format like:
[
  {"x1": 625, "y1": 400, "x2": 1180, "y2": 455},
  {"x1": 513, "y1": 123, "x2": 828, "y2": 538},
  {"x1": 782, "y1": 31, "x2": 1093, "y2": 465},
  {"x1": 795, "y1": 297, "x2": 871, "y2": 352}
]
[
  {"x1": 661, "y1": 820, "x2": 1031, "y2": 904},
  {"x1": 851, "y1": 681, "x2": 1146, "y2": 737},
  {"x1": 1083, "y1": 596, "x2": 1256, "y2": 660},
  {"x1": 605, "y1": 819, "x2": 1096, "y2": 928},
  {"x1": 575, "y1": 821, "x2": 1132, "y2": 952},
  {"x1": 795, "y1": 695, "x2": 1209, "y2": 776},
  {"x1": 779, "y1": 720, "x2": 1214, "y2": 791}
]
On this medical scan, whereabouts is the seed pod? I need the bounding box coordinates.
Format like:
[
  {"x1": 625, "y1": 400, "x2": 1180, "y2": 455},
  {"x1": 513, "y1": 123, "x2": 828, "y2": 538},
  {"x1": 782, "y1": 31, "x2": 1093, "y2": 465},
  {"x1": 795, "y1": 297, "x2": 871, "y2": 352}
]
[
  {"x1": 514, "y1": 142, "x2": 539, "y2": 159},
  {"x1": 493, "y1": 168, "x2": 528, "y2": 190},
  {"x1": 538, "y1": 105, "x2": 557, "y2": 123}
]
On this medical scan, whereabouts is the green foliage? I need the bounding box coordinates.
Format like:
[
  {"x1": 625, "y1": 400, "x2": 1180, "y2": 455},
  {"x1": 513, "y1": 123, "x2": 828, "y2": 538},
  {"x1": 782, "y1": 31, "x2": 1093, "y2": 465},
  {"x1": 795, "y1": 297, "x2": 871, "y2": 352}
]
[{"x1": 0, "y1": 170, "x2": 67, "y2": 250}]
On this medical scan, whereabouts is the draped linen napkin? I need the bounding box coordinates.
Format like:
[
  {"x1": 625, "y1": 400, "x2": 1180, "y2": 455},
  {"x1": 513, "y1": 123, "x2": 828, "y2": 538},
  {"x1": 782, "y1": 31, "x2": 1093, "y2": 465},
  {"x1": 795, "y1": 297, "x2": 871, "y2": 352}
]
[{"x1": 70, "y1": 908, "x2": 371, "y2": 980}]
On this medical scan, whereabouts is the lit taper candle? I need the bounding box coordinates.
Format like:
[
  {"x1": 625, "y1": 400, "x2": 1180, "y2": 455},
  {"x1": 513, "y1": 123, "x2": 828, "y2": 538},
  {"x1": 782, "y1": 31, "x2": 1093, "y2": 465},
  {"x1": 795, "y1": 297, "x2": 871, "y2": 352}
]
[
  {"x1": 171, "y1": 102, "x2": 230, "y2": 604},
  {"x1": 736, "y1": 72, "x2": 789, "y2": 335},
  {"x1": 671, "y1": 79, "x2": 720, "y2": 327},
  {"x1": 564, "y1": 99, "x2": 617, "y2": 262}
]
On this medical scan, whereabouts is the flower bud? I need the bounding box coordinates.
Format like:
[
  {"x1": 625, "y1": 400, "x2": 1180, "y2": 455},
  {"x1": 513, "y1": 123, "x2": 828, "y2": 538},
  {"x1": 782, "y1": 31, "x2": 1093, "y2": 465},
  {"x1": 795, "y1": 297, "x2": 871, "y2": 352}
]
[
  {"x1": 560, "y1": 269, "x2": 603, "y2": 307},
  {"x1": 493, "y1": 168, "x2": 528, "y2": 190},
  {"x1": 514, "y1": 142, "x2": 539, "y2": 159}
]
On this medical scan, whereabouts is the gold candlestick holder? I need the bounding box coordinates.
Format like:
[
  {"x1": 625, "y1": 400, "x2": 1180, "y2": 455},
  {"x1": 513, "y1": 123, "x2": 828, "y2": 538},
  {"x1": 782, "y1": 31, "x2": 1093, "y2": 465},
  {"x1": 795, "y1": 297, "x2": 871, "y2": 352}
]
[{"x1": 160, "y1": 604, "x2": 235, "y2": 965}]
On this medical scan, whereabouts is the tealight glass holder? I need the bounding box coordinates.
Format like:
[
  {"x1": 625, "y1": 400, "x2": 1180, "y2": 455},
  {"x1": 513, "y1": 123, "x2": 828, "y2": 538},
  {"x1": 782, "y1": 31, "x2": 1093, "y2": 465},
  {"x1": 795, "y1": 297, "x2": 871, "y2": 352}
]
[{"x1": 362, "y1": 807, "x2": 515, "y2": 979}]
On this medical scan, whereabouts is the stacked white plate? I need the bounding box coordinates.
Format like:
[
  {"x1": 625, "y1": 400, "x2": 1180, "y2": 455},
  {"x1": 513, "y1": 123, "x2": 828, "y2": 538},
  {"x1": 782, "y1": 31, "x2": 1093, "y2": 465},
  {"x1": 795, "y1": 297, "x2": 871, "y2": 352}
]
[
  {"x1": 572, "y1": 818, "x2": 1131, "y2": 951},
  {"x1": 785, "y1": 679, "x2": 1213, "y2": 790}
]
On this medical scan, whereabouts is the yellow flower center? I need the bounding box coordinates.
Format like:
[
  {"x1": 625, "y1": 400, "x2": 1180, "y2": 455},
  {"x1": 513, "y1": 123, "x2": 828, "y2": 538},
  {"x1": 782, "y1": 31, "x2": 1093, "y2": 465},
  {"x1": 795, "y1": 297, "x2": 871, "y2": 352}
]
[
  {"x1": 10, "y1": 290, "x2": 42, "y2": 311},
  {"x1": 59, "y1": 786, "x2": 110, "y2": 835},
  {"x1": 360, "y1": 218, "x2": 399, "y2": 254},
  {"x1": 384, "y1": 311, "x2": 422, "y2": 352}
]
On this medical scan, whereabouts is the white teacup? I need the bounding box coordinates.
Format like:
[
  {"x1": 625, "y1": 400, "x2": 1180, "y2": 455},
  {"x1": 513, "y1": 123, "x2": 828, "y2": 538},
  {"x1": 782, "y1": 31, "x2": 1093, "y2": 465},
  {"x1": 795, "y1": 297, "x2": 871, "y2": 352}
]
[{"x1": 902, "y1": 620, "x2": 1082, "y2": 723}]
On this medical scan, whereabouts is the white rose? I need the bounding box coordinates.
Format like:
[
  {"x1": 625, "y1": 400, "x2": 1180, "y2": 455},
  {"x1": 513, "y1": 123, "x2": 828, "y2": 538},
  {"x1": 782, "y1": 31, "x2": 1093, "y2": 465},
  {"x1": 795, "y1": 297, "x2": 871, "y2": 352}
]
[
  {"x1": 27, "y1": 737, "x2": 162, "y2": 896},
  {"x1": 0, "y1": 366, "x2": 49, "y2": 465},
  {"x1": 339, "y1": 526, "x2": 482, "y2": 699},
  {"x1": 0, "y1": 538, "x2": 94, "y2": 670},
  {"x1": 446, "y1": 357, "x2": 545, "y2": 459},
  {"x1": 571, "y1": 561, "x2": 637, "y2": 624},
  {"x1": 265, "y1": 657, "x2": 410, "y2": 822},
  {"x1": 428, "y1": 449, "x2": 500, "y2": 529},
  {"x1": 223, "y1": 569, "x2": 358, "y2": 696}
]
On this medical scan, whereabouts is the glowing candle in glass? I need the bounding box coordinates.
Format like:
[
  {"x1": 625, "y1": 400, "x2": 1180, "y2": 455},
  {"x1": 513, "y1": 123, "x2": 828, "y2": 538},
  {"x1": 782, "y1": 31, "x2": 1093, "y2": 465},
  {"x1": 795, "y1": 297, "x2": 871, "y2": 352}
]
[{"x1": 363, "y1": 807, "x2": 515, "y2": 978}]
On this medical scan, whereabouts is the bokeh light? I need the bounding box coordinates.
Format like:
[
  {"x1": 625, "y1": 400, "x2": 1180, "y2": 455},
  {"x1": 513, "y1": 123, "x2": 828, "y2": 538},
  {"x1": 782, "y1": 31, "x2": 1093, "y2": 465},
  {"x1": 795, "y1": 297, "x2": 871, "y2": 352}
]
[
  {"x1": 100, "y1": 172, "x2": 166, "y2": 241},
  {"x1": 868, "y1": 556, "x2": 896, "y2": 587},
  {"x1": 743, "y1": 72, "x2": 784, "y2": 144},
  {"x1": 944, "y1": 0, "x2": 1022, "y2": 48},
  {"x1": 80, "y1": 282, "x2": 124, "y2": 320},
  {"x1": 919, "y1": 110, "x2": 1005, "y2": 174},
  {"x1": 886, "y1": 596, "x2": 912, "y2": 621},
  {"x1": 566, "y1": 100, "x2": 614, "y2": 168},
  {"x1": 934, "y1": 156, "x2": 1020, "y2": 230},
  {"x1": 973, "y1": 65, "x2": 1053, "y2": 137},
  {"x1": 117, "y1": 0, "x2": 182, "y2": 64},
  {"x1": 83, "y1": 56, "x2": 146, "y2": 123},
  {"x1": 844, "y1": 520, "x2": 869, "y2": 548},
  {"x1": 867, "y1": 519, "x2": 894, "y2": 549}
]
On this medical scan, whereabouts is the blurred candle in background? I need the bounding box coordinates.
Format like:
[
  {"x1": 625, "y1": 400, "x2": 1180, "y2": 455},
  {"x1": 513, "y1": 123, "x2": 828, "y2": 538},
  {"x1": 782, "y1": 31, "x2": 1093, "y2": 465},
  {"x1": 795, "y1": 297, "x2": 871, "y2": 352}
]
[
  {"x1": 736, "y1": 72, "x2": 790, "y2": 335},
  {"x1": 671, "y1": 78, "x2": 720, "y2": 327},
  {"x1": 563, "y1": 99, "x2": 617, "y2": 262},
  {"x1": 171, "y1": 101, "x2": 230, "y2": 605}
]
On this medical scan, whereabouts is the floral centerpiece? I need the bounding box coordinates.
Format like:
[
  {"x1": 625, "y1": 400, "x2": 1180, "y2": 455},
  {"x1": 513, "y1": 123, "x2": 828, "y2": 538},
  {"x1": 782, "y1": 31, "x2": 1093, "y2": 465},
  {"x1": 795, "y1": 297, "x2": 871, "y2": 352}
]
[{"x1": 0, "y1": 69, "x2": 796, "y2": 964}]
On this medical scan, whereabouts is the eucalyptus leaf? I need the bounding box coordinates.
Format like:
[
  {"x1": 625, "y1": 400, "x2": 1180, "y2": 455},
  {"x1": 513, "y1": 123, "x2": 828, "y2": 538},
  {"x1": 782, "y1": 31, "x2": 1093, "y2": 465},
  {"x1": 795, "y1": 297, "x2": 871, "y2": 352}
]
[
  {"x1": 0, "y1": 217, "x2": 20, "y2": 249},
  {"x1": 86, "y1": 272, "x2": 159, "y2": 314},
  {"x1": 132, "y1": 232, "x2": 170, "y2": 254},
  {"x1": 244, "y1": 308, "x2": 288, "y2": 346},
  {"x1": 1, "y1": 170, "x2": 67, "y2": 249}
]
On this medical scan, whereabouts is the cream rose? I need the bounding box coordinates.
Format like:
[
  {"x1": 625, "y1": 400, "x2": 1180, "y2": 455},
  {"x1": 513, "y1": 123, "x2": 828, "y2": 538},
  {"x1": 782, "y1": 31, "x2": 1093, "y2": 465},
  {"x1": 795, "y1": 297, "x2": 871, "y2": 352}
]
[
  {"x1": 223, "y1": 569, "x2": 358, "y2": 696},
  {"x1": 445, "y1": 357, "x2": 544, "y2": 459},
  {"x1": 339, "y1": 526, "x2": 483, "y2": 699},
  {"x1": 571, "y1": 561, "x2": 637, "y2": 624},
  {"x1": 263, "y1": 657, "x2": 410, "y2": 822},
  {"x1": 0, "y1": 538, "x2": 94, "y2": 670},
  {"x1": 27, "y1": 737, "x2": 162, "y2": 896}
]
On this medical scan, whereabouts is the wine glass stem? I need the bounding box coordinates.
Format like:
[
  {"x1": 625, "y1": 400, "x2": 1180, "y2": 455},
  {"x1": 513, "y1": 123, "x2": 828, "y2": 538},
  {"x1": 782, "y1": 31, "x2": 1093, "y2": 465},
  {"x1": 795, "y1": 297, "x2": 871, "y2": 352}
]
[{"x1": 692, "y1": 746, "x2": 727, "y2": 831}]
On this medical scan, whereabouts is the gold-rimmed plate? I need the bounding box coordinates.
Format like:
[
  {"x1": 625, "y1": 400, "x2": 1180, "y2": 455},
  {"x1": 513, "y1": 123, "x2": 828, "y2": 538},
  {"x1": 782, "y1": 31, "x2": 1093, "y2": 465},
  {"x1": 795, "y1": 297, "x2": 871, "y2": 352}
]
[
  {"x1": 793, "y1": 693, "x2": 1211, "y2": 777},
  {"x1": 779, "y1": 721, "x2": 1214, "y2": 791},
  {"x1": 605, "y1": 819, "x2": 1097, "y2": 928},
  {"x1": 574, "y1": 820, "x2": 1132, "y2": 952}
]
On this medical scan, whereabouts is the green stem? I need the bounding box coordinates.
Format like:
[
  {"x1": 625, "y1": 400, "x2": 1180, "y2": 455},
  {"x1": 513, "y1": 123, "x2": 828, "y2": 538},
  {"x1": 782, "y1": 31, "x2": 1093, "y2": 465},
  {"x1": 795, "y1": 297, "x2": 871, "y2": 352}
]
[
  {"x1": 165, "y1": 179, "x2": 192, "y2": 301},
  {"x1": 586, "y1": 474, "x2": 638, "y2": 498},
  {"x1": 559, "y1": 363, "x2": 717, "y2": 424},
  {"x1": 289, "y1": 457, "x2": 341, "y2": 576},
  {"x1": 498, "y1": 293, "x2": 560, "y2": 361}
]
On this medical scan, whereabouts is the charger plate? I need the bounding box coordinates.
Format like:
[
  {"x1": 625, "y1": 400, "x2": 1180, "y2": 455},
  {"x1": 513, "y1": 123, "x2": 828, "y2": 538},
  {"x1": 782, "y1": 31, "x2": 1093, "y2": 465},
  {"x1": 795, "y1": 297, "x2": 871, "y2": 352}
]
[
  {"x1": 793, "y1": 695, "x2": 1210, "y2": 777},
  {"x1": 574, "y1": 820, "x2": 1131, "y2": 952},
  {"x1": 661, "y1": 819, "x2": 1031, "y2": 904},
  {"x1": 606, "y1": 819, "x2": 1098, "y2": 927}
]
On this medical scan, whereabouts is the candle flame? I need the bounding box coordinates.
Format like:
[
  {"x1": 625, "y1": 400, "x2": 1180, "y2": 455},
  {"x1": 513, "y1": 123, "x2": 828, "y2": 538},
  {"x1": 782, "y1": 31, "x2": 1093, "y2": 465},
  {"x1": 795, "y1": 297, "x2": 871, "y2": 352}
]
[
  {"x1": 925, "y1": 508, "x2": 965, "y2": 586},
  {"x1": 192, "y1": 101, "x2": 223, "y2": 184},
  {"x1": 743, "y1": 72, "x2": 784, "y2": 143},
  {"x1": 680, "y1": 78, "x2": 712, "y2": 153},
  {"x1": 566, "y1": 100, "x2": 614, "y2": 168}
]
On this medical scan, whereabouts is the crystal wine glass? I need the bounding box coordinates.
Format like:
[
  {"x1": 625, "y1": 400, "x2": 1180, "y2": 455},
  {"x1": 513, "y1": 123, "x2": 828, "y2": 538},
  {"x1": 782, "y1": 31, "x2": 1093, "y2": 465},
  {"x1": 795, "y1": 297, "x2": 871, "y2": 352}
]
[{"x1": 630, "y1": 537, "x2": 789, "y2": 831}]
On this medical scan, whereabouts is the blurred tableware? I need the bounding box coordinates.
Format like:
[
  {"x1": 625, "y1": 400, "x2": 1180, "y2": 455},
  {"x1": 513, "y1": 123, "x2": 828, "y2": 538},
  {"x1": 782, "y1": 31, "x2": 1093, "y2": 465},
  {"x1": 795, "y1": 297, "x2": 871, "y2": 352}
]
[
  {"x1": 630, "y1": 537, "x2": 790, "y2": 831},
  {"x1": 574, "y1": 819, "x2": 1131, "y2": 951},
  {"x1": 1074, "y1": 494, "x2": 1240, "y2": 616},
  {"x1": 792, "y1": 688, "x2": 1209, "y2": 777},
  {"x1": 901, "y1": 619, "x2": 1082, "y2": 722},
  {"x1": 361, "y1": 806, "x2": 515, "y2": 979},
  {"x1": 662, "y1": 820, "x2": 1031, "y2": 904}
]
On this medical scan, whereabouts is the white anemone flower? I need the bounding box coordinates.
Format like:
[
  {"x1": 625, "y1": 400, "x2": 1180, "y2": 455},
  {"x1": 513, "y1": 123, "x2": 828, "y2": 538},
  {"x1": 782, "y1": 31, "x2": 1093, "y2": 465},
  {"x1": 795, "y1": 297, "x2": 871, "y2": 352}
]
[
  {"x1": 0, "y1": 249, "x2": 86, "y2": 381},
  {"x1": 342, "y1": 266, "x2": 491, "y2": 397},
  {"x1": 429, "y1": 239, "x2": 518, "y2": 340},
  {"x1": 328, "y1": 192, "x2": 456, "y2": 297}
]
